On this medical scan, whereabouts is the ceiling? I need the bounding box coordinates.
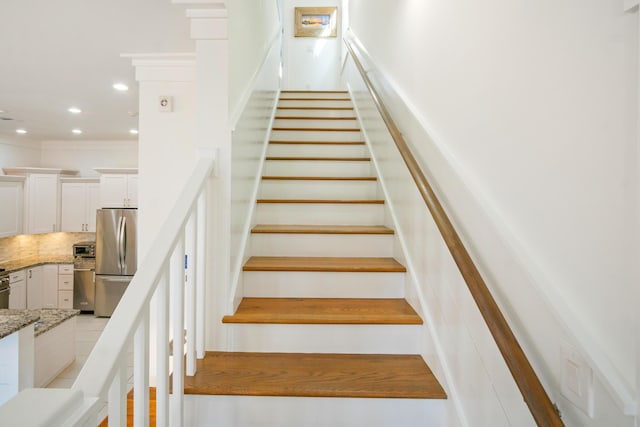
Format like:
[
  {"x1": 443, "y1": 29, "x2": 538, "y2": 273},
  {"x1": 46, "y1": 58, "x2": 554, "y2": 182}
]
[{"x1": 0, "y1": 0, "x2": 194, "y2": 142}]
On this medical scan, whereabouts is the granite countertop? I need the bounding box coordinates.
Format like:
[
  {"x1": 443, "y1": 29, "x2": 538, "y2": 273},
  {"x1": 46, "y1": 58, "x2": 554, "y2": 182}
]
[
  {"x1": 0, "y1": 255, "x2": 75, "y2": 274},
  {"x1": 0, "y1": 308, "x2": 80, "y2": 339}
]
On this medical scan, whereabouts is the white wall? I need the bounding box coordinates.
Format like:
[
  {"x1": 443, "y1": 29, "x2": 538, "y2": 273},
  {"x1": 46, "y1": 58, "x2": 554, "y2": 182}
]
[
  {"x1": 346, "y1": 0, "x2": 638, "y2": 425},
  {"x1": 282, "y1": 0, "x2": 343, "y2": 90},
  {"x1": 0, "y1": 138, "x2": 41, "y2": 172},
  {"x1": 228, "y1": 0, "x2": 281, "y2": 120},
  {"x1": 40, "y1": 140, "x2": 138, "y2": 176}
]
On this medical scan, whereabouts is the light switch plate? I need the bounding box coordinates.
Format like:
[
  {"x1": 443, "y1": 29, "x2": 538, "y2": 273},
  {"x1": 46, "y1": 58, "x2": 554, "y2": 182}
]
[{"x1": 561, "y1": 341, "x2": 594, "y2": 417}]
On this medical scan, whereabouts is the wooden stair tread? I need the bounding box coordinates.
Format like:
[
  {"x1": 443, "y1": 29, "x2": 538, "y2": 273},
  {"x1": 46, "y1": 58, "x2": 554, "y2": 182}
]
[
  {"x1": 277, "y1": 106, "x2": 354, "y2": 110},
  {"x1": 99, "y1": 388, "x2": 156, "y2": 427},
  {"x1": 272, "y1": 127, "x2": 360, "y2": 132},
  {"x1": 265, "y1": 156, "x2": 370, "y2": 161},
  {"x1": 262, "y1": 176, "x2": 376, "y2": 181},
  {"x1": 281, "y1": 90, "x2": 349, "y2": 94},
  {"x1": 256, "y1": 199, "x2": 384, "y2": 204},
  {"x1": 184, "y1": 352, "x2": 445, "y2": 399},
  {"x1": 278, "y1": 97, "x2": 351, "y2": 101},
  {"x1": 222, "y1": 298, "x2": 422, "y2": 325},
  {"x1": 243, "y1": 256, "x2": 406, "y2": 272},
  {"x1": 269, "y1": 140, "x2": 364, "y2": 145},
  {"x1": 275, "y1": 116, "x2": 357, "y2": 120},
  {"x1": 252, "y1": 224, "x2": 394, "y2": 234}
]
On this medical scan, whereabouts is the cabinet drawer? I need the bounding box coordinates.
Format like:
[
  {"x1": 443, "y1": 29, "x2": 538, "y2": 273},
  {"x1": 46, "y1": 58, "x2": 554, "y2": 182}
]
[
  {"x1": 58, "y1": 264, "x2": 73, "y2": 275},
  {"x1": 58, "y1": 290, "x2": 73, "y2": 309},
  {"x1": 58, "y1": 274, "x2": 74, "y2": 291},
  {"x1": 9, "y1": 270, "x2": 25, "y2": 283}
]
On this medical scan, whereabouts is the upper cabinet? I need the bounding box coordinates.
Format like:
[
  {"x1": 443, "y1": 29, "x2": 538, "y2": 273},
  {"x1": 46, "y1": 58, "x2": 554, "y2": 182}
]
[
  {"x1": 3, "y1": 168, "x2": 78, "y2": 234},
  {"x1": 0, "y1": 176, "x2": 25, "y2": 237},
  {"x1": 95, "y1": 168, "x2": 138, "y2": 208},
  {"x1": 60, "y1": 178, "x2": 100, "y2": 232}
]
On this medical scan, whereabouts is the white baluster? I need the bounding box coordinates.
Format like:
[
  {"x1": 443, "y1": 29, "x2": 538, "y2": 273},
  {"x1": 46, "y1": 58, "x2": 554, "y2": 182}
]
[
  {"x1": 156, "y1": 269, "x2": 170, "y2": 427},
  {"x1": 108, "y1": 353, "x2": 128, "y2": 426},
  {"x1": 185, "y1": 207, "x2": 197, "y2": 376},
  {"x1": 196, "y1": 190, "x2": 206, "y2": 359},
  {"x1": 170, "y1": 237, "x2": 185, "y2": 426},
  {"x1": 134, "y1": 307, "x2": 150, "y2": 427}
]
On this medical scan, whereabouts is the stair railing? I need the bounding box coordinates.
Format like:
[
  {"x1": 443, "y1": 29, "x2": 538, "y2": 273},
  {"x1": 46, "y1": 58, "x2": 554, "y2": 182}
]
[
  {"x1": 0, "y1": 156, "x2": 215, "y2": 426},
  {"x1": 343, "y1": 35, "x2": 564, "y2": 427}
]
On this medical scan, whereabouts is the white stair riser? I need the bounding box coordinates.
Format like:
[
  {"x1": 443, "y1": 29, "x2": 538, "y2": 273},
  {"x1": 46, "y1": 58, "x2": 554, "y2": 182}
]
[
  {"x1": 243, "y1": 271, "x2": 404, "y2": 298},
  {"x1": 255, "y1": 203, "x2": 385, "y2": 225},
  {"x1": 250, "y1": 233, "x2": 393, "y2": 257},
  {"x1": 270, "y1": 130, "x2": 362, "y2": 142},
  {"x1": 259, "y1": 180, "x2": 379, "y2": 199},
  {"x1": 278, "y1": 100, "x2": 352, "y2": 108},
  {"x1": 185, "y1": 395, "x2": 447, "y2": 427},
  {"x1": 277, "y1": 108, "x2": 355, "y2": 118},
  {"x1": 227, "y1": 324, "x2": 421, "y2": 354},
  {"x1": 267, "y1": 143, "x2": 367, "y2": 157},
  {"x1": 274, "y1": 119, "x2": 360, "y2": 129},
  {"x1": 263, "y1": 160, "x2": 372, "y2": 177}
]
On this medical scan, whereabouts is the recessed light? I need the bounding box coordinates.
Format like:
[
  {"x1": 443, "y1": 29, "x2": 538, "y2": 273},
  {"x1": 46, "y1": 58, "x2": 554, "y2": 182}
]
[
  {"x1": 16, "y1": 129, "x2": 27, "y2": 134},
  {"x1": 129, "y1": 129, "x2": 138, "y2": 135},
  {"x1": 68, "y1": 107, "x2": 82, "y2": 114},
  {"x1": 72, "y1": 129, "x2": 83, "y2": 134},
  {"x1": 113, "y1": 83, "x2": 129, "y2": 92}
]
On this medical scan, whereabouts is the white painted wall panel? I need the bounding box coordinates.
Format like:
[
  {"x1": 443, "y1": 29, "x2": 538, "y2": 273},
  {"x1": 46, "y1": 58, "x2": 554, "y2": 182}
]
[
  {"x1": 40, "y1": 141, "x2": 138, "y2": 177},
  {"x1": 343, "y1": 1, "x2": 638, "y2": 422}
]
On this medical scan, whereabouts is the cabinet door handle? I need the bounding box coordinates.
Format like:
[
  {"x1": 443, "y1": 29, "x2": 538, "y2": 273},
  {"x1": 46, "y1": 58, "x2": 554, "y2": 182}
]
[{"x1": 28, "y1": 270, "x2": 32, "y2": 279}]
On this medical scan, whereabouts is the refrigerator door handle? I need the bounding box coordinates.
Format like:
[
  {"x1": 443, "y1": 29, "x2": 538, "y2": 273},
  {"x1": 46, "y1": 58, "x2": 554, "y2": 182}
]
[
  {"x1": 121, "y1": 216, "x2": 127, "y2": 271},
  {"x1": 117, "y1": 215, "x2": 125, "y2": 272}
]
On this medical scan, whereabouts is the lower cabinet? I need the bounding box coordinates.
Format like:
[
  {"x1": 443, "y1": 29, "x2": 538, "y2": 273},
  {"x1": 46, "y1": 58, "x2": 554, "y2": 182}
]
[
  {"x1": 42, "y1": 265, "x2": 58, "y2": 309},
  {"x1": 25, "y1": 267, "x2": 43, "y2": 310},
  {"x1": 8, "y1": 271, "x2": 26, "y2": 310},
  {"x1": 34, "y1": 317, "x2": 75, "y2": 387},
  {"x1": 58, "y1": 264, "x2": 74, "y2": 309}
]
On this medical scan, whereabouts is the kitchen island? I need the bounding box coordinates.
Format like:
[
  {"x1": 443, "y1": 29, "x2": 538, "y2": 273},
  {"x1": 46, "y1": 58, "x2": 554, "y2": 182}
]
[{"x1": 0, "y1": 308, "x2": 79, "y2": 404}]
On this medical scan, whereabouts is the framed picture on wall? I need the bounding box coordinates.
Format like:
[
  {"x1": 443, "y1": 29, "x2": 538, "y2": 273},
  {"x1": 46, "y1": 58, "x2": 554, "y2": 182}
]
[{"x1": 294, "y1": 7, "x2": 338, "y2": 38}]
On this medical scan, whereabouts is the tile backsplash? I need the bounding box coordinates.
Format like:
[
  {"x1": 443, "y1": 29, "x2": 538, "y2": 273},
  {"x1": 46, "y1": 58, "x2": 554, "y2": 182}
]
[{"x1": 0, "y1": 232, "x2": 95, "y2": 263}]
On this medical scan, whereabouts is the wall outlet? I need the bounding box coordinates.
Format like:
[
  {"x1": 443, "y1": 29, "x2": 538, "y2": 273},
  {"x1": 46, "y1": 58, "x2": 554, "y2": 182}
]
[
  {"x1": 158, "y1": 96, "x2": 173, "y2": 112},
  {"x1": 560, "y1": 341, "x2": 594, "y2": 417}
]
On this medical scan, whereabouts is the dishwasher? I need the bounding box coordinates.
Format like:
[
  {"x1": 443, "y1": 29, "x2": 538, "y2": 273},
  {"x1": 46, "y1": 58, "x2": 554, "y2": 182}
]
[{"x1": 73, "y1": 242, "x2": 96, "y2": 312}]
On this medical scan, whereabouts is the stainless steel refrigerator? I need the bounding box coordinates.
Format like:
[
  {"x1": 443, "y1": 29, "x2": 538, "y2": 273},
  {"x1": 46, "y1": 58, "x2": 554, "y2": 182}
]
[{"x1": 94, "y1": 208, "x2": 137, "y2": 317}]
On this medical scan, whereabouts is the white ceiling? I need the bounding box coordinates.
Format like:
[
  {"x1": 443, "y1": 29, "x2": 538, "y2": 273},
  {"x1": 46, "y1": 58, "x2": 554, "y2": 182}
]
[{"x1": 0, "y1": 0, "x2": 194, "y2": 142}]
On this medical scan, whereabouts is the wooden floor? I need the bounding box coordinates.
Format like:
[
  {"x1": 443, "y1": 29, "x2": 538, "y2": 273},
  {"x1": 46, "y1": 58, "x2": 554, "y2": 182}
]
[
  {"x1": 184, "y1": 352, "x2": 446, "y2": 399},
  {"x1": 243, "y1": 256, "x2": 406, "y2": 272},
  {"x1": 222, "y1": 298, "x2": 423, "y2": 324},
  {"x1": 98, "y1": 388, "x2": 156, "y2": 427}
]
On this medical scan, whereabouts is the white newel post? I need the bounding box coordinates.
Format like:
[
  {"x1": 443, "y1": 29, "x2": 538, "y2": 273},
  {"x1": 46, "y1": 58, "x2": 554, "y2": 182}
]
[{"x1": 175, "y1": 0, "x2": 231, "y2": 351}]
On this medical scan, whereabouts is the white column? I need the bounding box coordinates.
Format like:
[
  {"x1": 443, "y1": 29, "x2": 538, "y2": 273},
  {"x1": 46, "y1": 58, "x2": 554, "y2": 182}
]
[
  {"x1": 124, "y1": 54, "x2": 196, "y2": 387},
  {"x1": 176, "y1": 1, "x2": 231, "y2": 351}
]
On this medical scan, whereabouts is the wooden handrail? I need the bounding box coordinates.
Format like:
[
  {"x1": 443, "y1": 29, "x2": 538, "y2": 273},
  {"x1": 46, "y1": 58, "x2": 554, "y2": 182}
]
[{"x1": 344, "y1": 36, "x2": 564, "y2": 427}]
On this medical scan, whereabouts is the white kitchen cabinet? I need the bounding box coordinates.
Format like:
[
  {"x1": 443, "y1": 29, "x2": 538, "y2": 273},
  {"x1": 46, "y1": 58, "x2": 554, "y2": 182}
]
[
  {"x1": 60, "y1": 179, "x2": 100, "y2": 232},
  {"x1": 25, "y1": 266, "x2": 43, "y2": 309},
  {"x1": 0, "y1": 176, "x2": 25, "y2": 237},
  {"x1": 8, "y1": 270, "x2": 26, "y2": 309},
  {"x1": 58, "y1": 264, "x2": 74, "y2": 309},
  {"x1": 2, "y1": 168, "x2": 78, "y2": 234},
  {"x1": 95, "y1": 168, "x2": 138, "y2": 208},
  {"x1": 42, "y1": 264, "x2": 58, "y2": 309}
]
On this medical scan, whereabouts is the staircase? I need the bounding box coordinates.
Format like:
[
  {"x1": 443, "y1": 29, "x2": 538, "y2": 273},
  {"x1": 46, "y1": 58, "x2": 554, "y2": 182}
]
[{"x1": 183, "y1": 91, "x2": 447, "y2": 427}]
